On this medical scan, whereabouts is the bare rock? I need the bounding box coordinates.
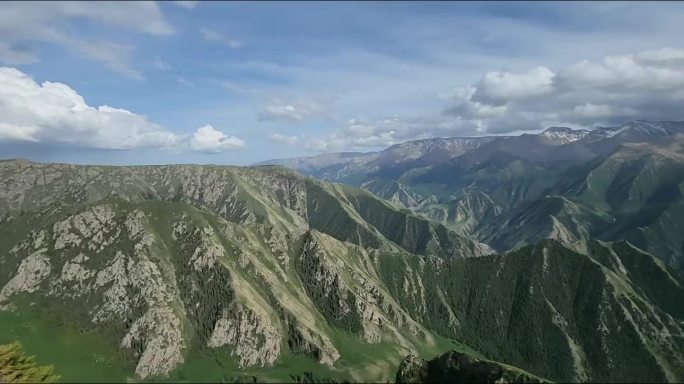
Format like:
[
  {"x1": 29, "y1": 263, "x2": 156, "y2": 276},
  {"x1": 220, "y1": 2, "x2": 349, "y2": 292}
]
[
  {"x1": 208, "y1": 305, "x2": 281, "y2": 367},
  {"x1": 0, "y1": 248, "x2": 51, "y2": 306},
  {"x1": 121, "y1": 307, "x2": 185, "y2": 378}
]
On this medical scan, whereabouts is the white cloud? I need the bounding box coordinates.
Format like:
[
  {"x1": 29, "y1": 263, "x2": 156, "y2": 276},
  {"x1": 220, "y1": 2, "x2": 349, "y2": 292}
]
[
  {"x1": 0, "y1": 122, "x2": 40, "y2": 142},
  {"x1": 269, "y1": 133, "x2": 298, "y2": 145},
  {"x1": 190, "y1": 125, "x2": 244, "y2": 153},
  {"x1": 0, "y1": 2, "x2": 173, "y2": 78},
  {"x1": 199, "y1": 28, "x2": 242, "y2": 49},
  {"x1": 0, "y1": 67, "x2": 182, "y2": 149},
  {"x1": 174, "y1": 1, "x2": 198, "y2": 9},
  {"x1": 475, "y1": 66, "x2": 555, "y2": 103},
  {"x1": 560, "y1": 49, "x2": 684, "y2": 90},
  {"x1": 258, "y1": 98, "x2": 330, "y2": 122},
  {"x1": 573, "y1": 103, "x2": 638, "y2": 119},
  {"x1": 303, "y1": 47, "x2": 684, "y2": 151},
  {"x1": 446, "y1": 47, "x2": 684, "y2": 130},
  {"x1": 446, "y1": 86, "x2": 508, "y2": 119},
  {"x1": 561, "y1": 60, "x2": 615, "y2": 89},
  {"x1": 0, "y1": 67, "x2": 249, "y2": 154},
  {"x1": 636, "y1": 47, "x2": 684, "y2": 63}
]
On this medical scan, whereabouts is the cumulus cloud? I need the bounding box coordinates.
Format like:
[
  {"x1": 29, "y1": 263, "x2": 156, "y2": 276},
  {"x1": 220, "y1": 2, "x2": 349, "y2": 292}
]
[
  {"x1": 446, "y1": 86, "x2": 508, "y2": 119},
  {"x1": 0, "y1": 2, "x2": 173, "y2": 78},
  {"x1": 474, "y1": 66, "x2": 555, "y2": 103},
  {"x1": 558, "y1": 49, "x2": 684, "y2": 96},
  {"x1": 636, "y1": 47, "x2": 684, "y2": 63},
  {"x1": 304, "y1": 47, "x2": 684, "y2": 151},
  {"x1": 258, "y1": 98, "x2": 331, "y2": 123},
  {"x1": 0, "y1": 67, "x2": 246, "y2": 153},
  {"x1": 190, "y1": 125, "x2": 245, "y2": 153},
  {"x1": 199, "y1": 28, "x2": 242, "y2": 49},
  {"x1": 269, "y1": 133, "x2": 299, "y2": 145},
  {"x1": 444, "y1": 46, "x2": 684, "y2": 131},
  {"x1": 0, "y1": 67, "x2": 181, "y2": 149}
]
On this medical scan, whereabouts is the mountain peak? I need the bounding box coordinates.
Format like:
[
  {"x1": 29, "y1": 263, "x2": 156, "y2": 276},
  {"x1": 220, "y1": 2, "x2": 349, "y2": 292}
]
[
  {"x1": 543, "y1": 126, "x2": 580, "y2": 133},
  {"x1": 540, "y1": 126, "x2": 590, "y2": 145}
]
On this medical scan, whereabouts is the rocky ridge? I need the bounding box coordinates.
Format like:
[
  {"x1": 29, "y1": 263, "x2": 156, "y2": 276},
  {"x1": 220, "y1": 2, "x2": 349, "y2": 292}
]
[{"x1": 1, "y1": 160, "x2": 683, "y2": 382}]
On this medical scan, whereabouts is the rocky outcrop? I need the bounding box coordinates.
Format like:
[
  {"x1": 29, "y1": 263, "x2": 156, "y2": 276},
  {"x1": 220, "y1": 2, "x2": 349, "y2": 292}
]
[
  {"x1": 58, "y1": 253, "x2": 93, "y2": 295},
  {"x1": 0, "y1": 249, "x2": 50, "y2": 307},
  {"x1": 208, "y1": 305, "x2": 281, "y2": 367},
  {"x1": 286, "y1": 321, "x2": 340, "y2": 366},
  {"x1": 121, "y1": 307, "x2": 184, "y2": 378},
  {"x1": 53, "y1": 205, "x2": 119, "y2": 251},
  {"x1": 395, "y1": 354, "x2": 429, "y2": 384}
]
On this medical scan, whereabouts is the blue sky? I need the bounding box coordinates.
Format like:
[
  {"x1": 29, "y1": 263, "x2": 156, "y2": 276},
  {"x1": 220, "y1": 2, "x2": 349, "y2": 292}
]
[{"x1": 1, "y1": 1, "x2": 684, "y2": 165}]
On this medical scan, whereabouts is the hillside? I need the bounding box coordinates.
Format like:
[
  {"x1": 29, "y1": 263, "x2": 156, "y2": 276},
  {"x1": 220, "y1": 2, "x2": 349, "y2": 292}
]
[
  {"x1": 0, "y1": 160, "x2": 683, "y2": 382},
  {"x1": 265, "y1": 121, "x2": 684, "y2": 271},
  {"x1": 259, "y1": 137, "x2": 498, "y2": 186}
]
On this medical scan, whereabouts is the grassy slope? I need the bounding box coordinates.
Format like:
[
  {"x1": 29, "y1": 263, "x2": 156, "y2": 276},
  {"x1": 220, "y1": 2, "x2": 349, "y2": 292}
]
[
  {"x1": 0, "y1": 295, "x2": 132, "y2": 383},
  {"x1": 376, "y1": 239, "x2": 684, "y2": 382},
  {"x1": 0, "y1": 197, "x2": 468, "y2": 383}
]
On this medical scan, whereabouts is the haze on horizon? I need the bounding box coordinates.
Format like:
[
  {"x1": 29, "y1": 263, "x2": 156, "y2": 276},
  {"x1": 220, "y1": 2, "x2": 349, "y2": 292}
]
[{"x1": 1, "y1": 1, "x2": 684, "y2": 165}]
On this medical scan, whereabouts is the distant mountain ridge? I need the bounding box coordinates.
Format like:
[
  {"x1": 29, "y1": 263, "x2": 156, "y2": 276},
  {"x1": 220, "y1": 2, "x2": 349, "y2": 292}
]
[
  {"x1": 260, "y1": 121, "x2": 684, "y2": 181},
  {"x1": 539, "y1": 126, "x2": 590, "y2": 145},
  {"x1": 259, "y1": 136, "x2": 500, "y2": 185},
  {"x1": 260, "y1": 121, "x2": 684, "y2": 271}
]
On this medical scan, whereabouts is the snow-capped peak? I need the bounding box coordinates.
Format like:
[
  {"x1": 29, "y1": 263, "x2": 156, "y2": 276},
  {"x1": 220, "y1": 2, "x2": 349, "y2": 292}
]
[{"x1": 540, "y1": 127, "x2": 590, "y2": 145}]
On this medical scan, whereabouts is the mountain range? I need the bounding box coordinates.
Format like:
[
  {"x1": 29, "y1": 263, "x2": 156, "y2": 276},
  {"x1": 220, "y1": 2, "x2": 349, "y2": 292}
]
[
  {"x1": 1, "y1": 120, "x2": 683, "y2": 382},
  {"x1": 262, "y1": 120, "x2": 684, "y2": 273}
]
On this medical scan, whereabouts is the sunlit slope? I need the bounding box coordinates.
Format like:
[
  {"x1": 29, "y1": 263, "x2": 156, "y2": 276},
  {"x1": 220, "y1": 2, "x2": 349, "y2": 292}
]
[{"x1": 0, "y1": 160, "x2": 682, "y2": 382}]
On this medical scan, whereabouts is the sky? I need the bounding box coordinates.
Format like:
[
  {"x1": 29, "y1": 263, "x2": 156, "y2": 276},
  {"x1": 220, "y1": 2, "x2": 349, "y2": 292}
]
[{"x1": 1, "y1": 1, "x2": 684, "y2": 165}]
